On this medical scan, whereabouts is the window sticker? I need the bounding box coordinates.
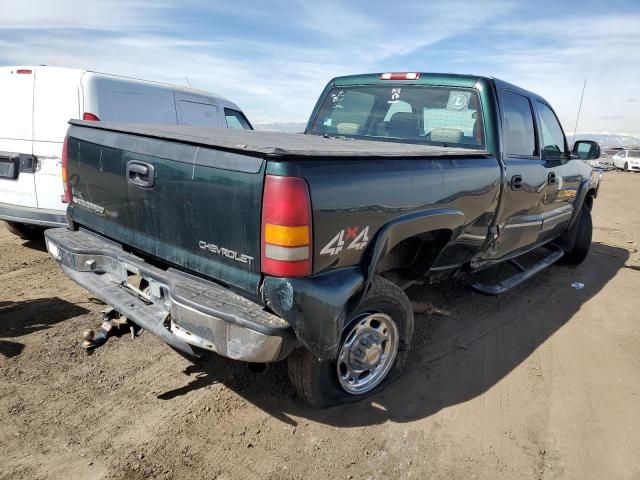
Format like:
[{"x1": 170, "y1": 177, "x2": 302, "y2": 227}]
[
  {"x1": 388, "y1": 88, "x2": 402, "y2": 104},
  {"x1": 447, "y1": 91, "x2": 470, "y2": 111},
  {"x1": 331, "y1": 90, "x2": 345, "y2": 109}
]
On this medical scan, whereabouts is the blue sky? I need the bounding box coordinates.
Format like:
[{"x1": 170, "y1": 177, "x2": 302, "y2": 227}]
[{"x1": 1, "y1": 0, "x2": 639, "y2": 135}]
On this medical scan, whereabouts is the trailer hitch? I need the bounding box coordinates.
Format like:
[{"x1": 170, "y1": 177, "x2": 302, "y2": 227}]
[{"x1": 80, "y1": 307, "x2": 143, "y2": 351}]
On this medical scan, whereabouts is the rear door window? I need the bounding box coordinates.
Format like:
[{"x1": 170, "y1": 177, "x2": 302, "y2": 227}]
[
  {"x1": 224, "y1": 108, "x2": 252, "y2": 129},
  {"x1": 536, "y1": 102, "x2": 567, "y2": 160},
  {"x1": 99, "y1": 89, "x2": 176, "y2": 124},
  {"x1": 502, "y1": 91, "x2": 537, "y2": 157},
  {"x1": 178, "y1": 101, "x2": 219, "y2": 127}
]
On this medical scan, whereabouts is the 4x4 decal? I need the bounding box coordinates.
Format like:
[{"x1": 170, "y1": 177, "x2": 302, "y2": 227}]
[{"x1": 320, "y1": 226, "x2": 370, "y2": 256}]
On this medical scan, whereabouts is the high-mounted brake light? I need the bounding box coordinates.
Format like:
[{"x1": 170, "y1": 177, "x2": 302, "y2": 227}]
[
  {"x1": 82, "y1": 112, "x2": 100, "y2": 121},
  {"x1": 261, "y1": 175, "x2": 312, "y2": 277},
  {"x1": 380, "y1": 72, "x2": 421, "y2": 80},
  {"x1": 61, "y1": 137, "x2": 72, "y2": 204},
  {"x1": 16, "y1": 69, "x2": 32, "y2": 74}
]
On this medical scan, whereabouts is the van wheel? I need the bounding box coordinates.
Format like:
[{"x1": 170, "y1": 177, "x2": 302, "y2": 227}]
[
  {"x1": 287, "y1": 276, "x2": 414, "y2": 408},
  {"x1": 5, "y1": 221, "x2": 44, "y2": 240},
  {"x1": 562, "y1": 206, "x2": 592, "y2": 265}
]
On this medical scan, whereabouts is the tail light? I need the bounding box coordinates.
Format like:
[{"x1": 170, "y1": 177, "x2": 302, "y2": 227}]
[
  {"x1": 61, "y1": 137, "x2": 72, "y2": 203},
  {"x1": 261, "y1": 175, "x2": 312, "y2": 277},
  {"x1": 82, "y1": 112, "x2": 100, "y2": 121}
]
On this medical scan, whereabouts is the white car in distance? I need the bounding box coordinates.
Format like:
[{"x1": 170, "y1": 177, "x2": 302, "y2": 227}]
[{"x1": 612, "y1": 150, "x2": 640, "y2": 172}]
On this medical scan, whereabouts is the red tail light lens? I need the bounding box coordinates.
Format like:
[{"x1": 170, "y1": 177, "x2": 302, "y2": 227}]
[
  {"x1": 379, "y1": 72, "x2": 421, "y2": 80},
  {"x1": 261, "y1": 175, "x2": 312, "y2": 277},
  {"x1": 61, "y1": 137, "x2": 72, "y2": 204},
  {"x1": 82, "y1": 112, "x2": 100, "y2": 121},
  {"x1": 16, "y1": 69, "x2": 32, "y2": 75}
]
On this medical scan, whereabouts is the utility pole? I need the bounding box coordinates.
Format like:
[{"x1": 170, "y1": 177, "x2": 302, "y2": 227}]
[{"x1": 571, "y1": 78, "x2": 587, "y2": 145}]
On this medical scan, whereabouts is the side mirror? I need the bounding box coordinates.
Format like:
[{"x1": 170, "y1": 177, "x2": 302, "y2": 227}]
[{"x1": 572, "y1": 140, "x2": 601, "y2": 160}]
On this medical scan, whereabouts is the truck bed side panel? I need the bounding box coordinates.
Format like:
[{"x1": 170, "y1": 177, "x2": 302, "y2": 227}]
[{"x1": 268, "y1": 156, "x2": 502, "y2": 273}]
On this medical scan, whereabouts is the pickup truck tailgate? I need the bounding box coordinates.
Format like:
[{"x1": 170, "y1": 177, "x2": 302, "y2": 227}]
[{"x1": 65, "y1": 124, "x2": 264, "y2": 293}]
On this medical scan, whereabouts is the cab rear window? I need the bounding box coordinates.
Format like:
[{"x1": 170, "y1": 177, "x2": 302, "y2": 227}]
[{"x1": 308, "y1": 85, "x2": 484, "y2": 148}]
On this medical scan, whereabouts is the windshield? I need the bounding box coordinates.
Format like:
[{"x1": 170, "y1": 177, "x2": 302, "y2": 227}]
[{"x1": 308, "y1": 85, "x2": 485, "y2": 148}]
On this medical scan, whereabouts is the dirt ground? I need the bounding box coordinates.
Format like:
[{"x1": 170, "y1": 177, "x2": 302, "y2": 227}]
[{"x1": 1, "y1": 172, "x2": 639, "y2": 480}]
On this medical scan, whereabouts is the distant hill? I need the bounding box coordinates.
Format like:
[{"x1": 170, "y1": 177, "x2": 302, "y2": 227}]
[
  {"x1": 572, "y1": 133, "x2": 640, "y2": 149},
  {"x1": 255, "y1": 122, "x2": 307, "y2": 133}
]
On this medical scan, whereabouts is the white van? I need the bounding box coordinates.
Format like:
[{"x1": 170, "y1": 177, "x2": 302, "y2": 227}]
[{"x1": 0, "y1": 66, "x2": 253, "y2": 238}]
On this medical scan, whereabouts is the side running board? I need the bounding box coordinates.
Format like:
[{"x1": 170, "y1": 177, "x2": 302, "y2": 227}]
[{"x1": 470, "y1": 244, "x2": 565, "y2": 295}]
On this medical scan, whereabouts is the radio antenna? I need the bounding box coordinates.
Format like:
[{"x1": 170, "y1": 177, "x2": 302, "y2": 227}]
[
  {"x1": 185, "y1": 76, "x2": 192, "y2": 88},
  {"x1": 571, "y1": 78, "x2": 587, "y2": 145}
]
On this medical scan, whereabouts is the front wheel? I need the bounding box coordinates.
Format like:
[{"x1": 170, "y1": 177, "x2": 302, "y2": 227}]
[
  {"x1": 625, "y1": 162, "x2": 629, "y2": 172},
  {"x1": 288, "y1": 276, "x2": 414, "y2": 408},
  {"x1": 562, "y1": 206, "x2": 592, "y2": 265}
]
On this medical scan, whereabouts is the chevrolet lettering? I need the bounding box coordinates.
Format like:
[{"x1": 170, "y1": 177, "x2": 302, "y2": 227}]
[{"x1": 198, "y1": 241, "x2": 254, "y2": 265}]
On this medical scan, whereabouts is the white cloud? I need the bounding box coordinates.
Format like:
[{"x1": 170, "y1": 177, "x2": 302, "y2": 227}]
[
  {"x1": 0, "y1": 0, "x2": 515, "y2": 123},
  {"x1": 0, "y1": 0, "x2": 173, "y2": 31},
  {"x1": 0, "y1": 1, "x2": 637, "y2": 135},
  {"x1": 483, "y1": 14, "x2": 640, "y2": 135}
]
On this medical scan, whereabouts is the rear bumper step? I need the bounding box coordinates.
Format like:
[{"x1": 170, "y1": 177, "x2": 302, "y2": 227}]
[
  {"x1": 45, "y1": 227, "x2": 294, "y2": 362},
  {"x1": 470, "y1": 244, "x2": 565, "y2": 295}
]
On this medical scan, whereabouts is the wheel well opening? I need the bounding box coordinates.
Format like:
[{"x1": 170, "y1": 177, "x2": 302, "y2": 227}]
[{"x1": 374, "y1": 229, "x2": 452, "y2": 288}]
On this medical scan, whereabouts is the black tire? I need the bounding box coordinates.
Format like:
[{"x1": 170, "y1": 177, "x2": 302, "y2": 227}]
[
  {"x1": 624, "y1": 162, "x2": 629, "y2": 172},
  {"x1": 5, "y1": 221, "x2": 44, "y2": 240},
  {"x1": 287, "y1": 276, "x2": 414, "y2": 408},
  {"x1": 562, "y1": 206, "x2": 592, "y2": 265}
]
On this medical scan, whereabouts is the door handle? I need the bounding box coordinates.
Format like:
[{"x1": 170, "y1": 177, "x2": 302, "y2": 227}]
[
  {"x1": 510, "y1": 175, "x2": 523, "y2": 191},
  {"x1": 126, "y1": 161, "x2": 155, "y2": 188},
  {"x1": 548, "y1": 172, "x2": 557, "y2": 185}
]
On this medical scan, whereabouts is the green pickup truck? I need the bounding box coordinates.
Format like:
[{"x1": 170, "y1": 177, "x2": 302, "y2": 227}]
[{"x1": 45, "y1": 72, "x2": 602, "y2": 407}]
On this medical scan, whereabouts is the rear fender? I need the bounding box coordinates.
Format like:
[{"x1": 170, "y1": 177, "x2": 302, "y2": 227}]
[
  {"x1": 364, "y1": 208, "x2": 466, "y2": 292},
  {"x1": 262, "y1": 208, "x2": 466, "y2": 360}
]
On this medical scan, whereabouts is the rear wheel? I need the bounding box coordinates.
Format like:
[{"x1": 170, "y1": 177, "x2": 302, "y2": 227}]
[
  {"x1": 288, "y1": 276, "x2": 414, "y2": 408},
  {"x1": 5, "y1": 221, "x2": 44, "y2": 240},
  {"x1": 562, "y1": 206, "x2": 592, "y2": 265}
]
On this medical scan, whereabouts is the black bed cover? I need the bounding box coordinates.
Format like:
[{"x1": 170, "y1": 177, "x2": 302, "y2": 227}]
[{"x1": 68, "y1": 120, "x2": 490, "y2": 159}]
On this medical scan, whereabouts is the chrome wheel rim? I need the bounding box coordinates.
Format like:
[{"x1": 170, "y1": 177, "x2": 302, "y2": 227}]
[{"x1": 336, "y1": 312, "x2": 399, "y2": 395}]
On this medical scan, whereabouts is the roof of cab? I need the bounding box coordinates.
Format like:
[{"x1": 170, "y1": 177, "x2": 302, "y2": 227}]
[{"x1": 332, "y1": 72, "x2": 482, "y2": 88}]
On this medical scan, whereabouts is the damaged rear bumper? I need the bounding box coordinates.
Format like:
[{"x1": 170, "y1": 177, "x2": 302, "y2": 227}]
[{"x1": 44, "y1": 227, "x2": 294, "y2": 362}]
